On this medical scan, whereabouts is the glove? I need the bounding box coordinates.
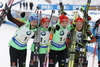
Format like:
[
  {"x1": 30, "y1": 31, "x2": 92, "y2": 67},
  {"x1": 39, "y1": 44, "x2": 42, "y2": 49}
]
[
  {"x1": 55, "y1": 25, "x2": 60, "y2": 30},
  {"x1": 82, "y1": 40, "x2": 90, "y2": 43},
  {"x1": 7, "y1": 8, "x2": 11, "y2": 14},
  {"x1": 73, "y1": 24, "x2": 76, "y2": 27},
  {"x1": 86, "y1": 31, "x2": 92, "y2": 36},
  {"x1": 87, "y1": 16, "x2": 91, "y2": 21},
  {"x1": 20, "y1": 12, "x2": 25, "y2": 18},
  {"x1": 48, "y1": 27, "x2": 51, "y2": 31},
  {"x1": 7, "y1": 8, "x2": 12, "y2": 20},
  {"x1": 48, "y1": 26, "x2": 56, "y2": 33},
  {"x1": 95, "y1": 35, "x2": 98, "y2": 39},
  {"x1": 76, "y1": 43, "x2": 83, "y2": 48}
]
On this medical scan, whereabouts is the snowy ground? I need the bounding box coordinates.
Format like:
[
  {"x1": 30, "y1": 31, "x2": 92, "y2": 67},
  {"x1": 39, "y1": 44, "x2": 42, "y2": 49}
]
[{"x1": 0, "y1": 23, "x2": 98, "y2": 67}]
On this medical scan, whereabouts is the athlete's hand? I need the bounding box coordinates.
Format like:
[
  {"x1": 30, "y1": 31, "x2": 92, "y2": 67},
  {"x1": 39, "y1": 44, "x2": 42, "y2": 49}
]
[
  {"x1": 20, "y1": 12, "x2": 25, "y2": 18},
  {"x1": 48, "y1": 27, "x2": 51, "y2": 31},
  {"x1": 87, "y1": 16, "x2": 91, "y2": 21},
  {"x1": 86, "y1": 31, "x2": 92, "y2": 36},
  {"x1": 82, "y1": 39, "x2": 90, "y2": 43},
  {"x1": 48, "y1": 26, "x2": 56, "y2": 34},
  {"x1": 55, "y1": 25, "x2": 60, "y2": 30},
  {"x1": 76, "y1": 43, "x2": 83, "y2": 48}
]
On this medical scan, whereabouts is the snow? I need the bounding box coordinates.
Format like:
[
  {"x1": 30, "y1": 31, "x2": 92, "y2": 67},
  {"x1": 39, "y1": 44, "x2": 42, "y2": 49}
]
[{"x1": 0, "y1": 24, "x2": 17, "y2": 67}]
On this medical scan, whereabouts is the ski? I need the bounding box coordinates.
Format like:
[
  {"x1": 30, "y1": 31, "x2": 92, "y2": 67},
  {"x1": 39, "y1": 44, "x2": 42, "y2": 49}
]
[
  {"x1": 78, "y1": 48, "x2": 86, "y2": 67},
  {"x1": 0, "y1": 0, "x2": 14, "y2": 26},
  {"x1": 73, "y1": 8, "x2": 80, "y2": 24},
  {"x1": 67, "y1": 3, "x2": 78, "y2": 67},
  {"x1": 33, "y1": 9, "x2": 41, "y2": 67},
  {"x1": 59, "y1": 1, "x2": 64, "y2": 15},
  {"x1": 67, "y1": 15, "x2": 78, "y2": 67},
  {"x1": 59, "y1": 1, "x2": 67, "y2": 15},
  {"x1": 68, "y1": 34, "x2": 76, "y2": 67},
  {"x1": 78, "y1": 0, "x2": 91, "y2": 67}
]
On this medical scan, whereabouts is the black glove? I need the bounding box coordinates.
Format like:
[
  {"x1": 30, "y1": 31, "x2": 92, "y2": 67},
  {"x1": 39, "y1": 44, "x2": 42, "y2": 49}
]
[
  {"x1": 48, "y1": 27, "x2": 56, "y2": 33},
  {"x1": 87, "y1": 31, "x2": 92, "y2": 36},
  {"x1": 7, "y1": 8, "x2": 11, "y2": 14},
  {"x1": 7, "y1": 8, "x2": 12, "y2": 20},
  {"x1": 76, "y1": 43, "x2": 83, "y2": 48},
  {"x1": 55, "y1": 25, "x2": 60, "y2": 30},
  {"x1": 48, "y1": 27, "x2": 51, "y2": 31},
  {"x1": 73, "y1": 24, "x2": 76, "y2": 27},
  {"x1": 82, "y1": 40, "x2": 90, "y2": 43},
  {"x1": 95, "y1": 35, "x2": 98, "y2": 39},
  {"x1": 20, "y1": 12, "x2": 25, "y2": 18},
  {"x1": 87, "y1": 16, "x2": 91, "y2": 21}
]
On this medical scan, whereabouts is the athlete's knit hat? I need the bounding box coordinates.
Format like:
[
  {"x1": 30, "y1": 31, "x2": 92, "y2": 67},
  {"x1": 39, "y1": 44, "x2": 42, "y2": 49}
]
[
  {"x1": 31, "y1": 13, "x2": 37, "y2": 17},
  {"x1": 41, "y1": 17, "x2": 50, "y2": 24},
  {"x1": 29, "y1": 15, "x2": 38, "y2": 22},
  {"x1": 75, "y1": 17, "x2": 84, "y2": 23},
  {"x1": 59, "y1": 14, "x2": 68, "y2": 24}
]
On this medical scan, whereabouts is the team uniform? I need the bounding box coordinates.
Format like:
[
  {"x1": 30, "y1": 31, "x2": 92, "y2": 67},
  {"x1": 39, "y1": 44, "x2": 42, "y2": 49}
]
[
  {"x1": 9, "y1": 24, "x2": 37, "y2": 67},
  {"x1": 49, "y1": 14, "x2": 70, "y2": 67},
  {"x1": 7, "y1": 9, "x2": 38, "y2": 67},
  {"x1": 67, "y1": 17, "x2": 96, "y2": 67},
  {"x1": 68, "y1": 29, "x2": 95, "y2": 67},
  {"x1": 29, "y1": 17, "x2": 52, "y2": 67}
]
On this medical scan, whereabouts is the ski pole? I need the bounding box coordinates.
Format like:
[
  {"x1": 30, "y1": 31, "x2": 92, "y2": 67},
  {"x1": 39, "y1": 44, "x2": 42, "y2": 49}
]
[
  {"x1": 0, "y1": 0, "x2": 14, "y2": 26},
  {"x1": 49, "y1": 10, "x2": 55, "y2": 21},
  {"x1": 34, "y1": 6, "x2": 40, "y2": 13},
  {"x1": 0, "y1": 0, "x2": 25, "y2": 11}
]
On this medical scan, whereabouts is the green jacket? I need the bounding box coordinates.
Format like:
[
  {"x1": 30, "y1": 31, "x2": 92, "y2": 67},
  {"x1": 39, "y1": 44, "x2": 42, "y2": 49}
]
[
  {"x1": 9, "y1": 22, "x2": 37, "y2": 50},
  {"x1": 50, "y1": 24, "x2": 71, "y2": 51}
]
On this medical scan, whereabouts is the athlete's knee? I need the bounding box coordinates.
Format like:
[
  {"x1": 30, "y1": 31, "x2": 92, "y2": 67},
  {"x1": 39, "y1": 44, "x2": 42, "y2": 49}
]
[
  {"x1": 19, "y1": 61, "x2": 26, "y2": 67},
  {"x1": 74, "y1": 60, "x2": 78, "y2": 66},
  {"x1": 29, "y1": 60, "x2": 34, "y2": 66},
  {"x1": 49, "y1": 59, "x2": 55, "y2": 66},
  {"x1": 11, "y1": 62, "x2": 17, "y2": 67},
  {"x1": 84, "y1": 60, "x2": 88, "y2": 66}
]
